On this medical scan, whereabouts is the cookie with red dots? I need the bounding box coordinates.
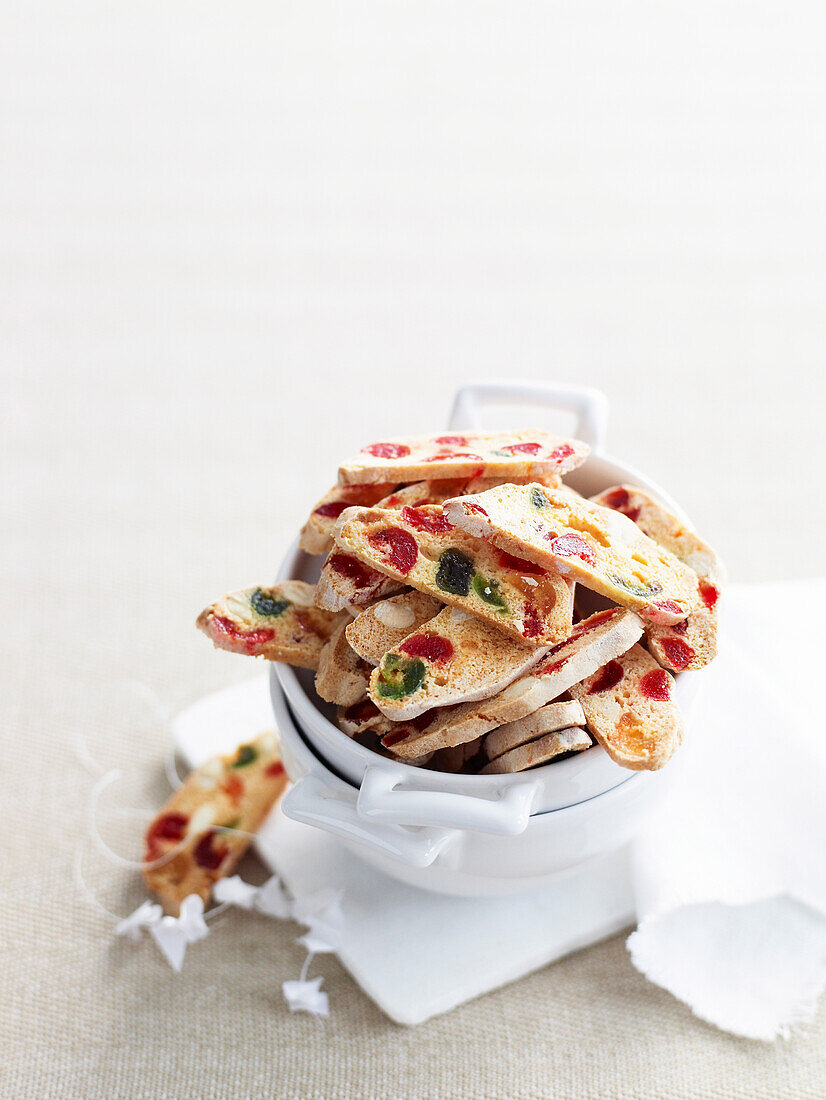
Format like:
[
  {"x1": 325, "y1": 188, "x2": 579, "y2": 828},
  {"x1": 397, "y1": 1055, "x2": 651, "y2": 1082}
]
[
  {"x1": 591, "y1": 484, "x2": 724, "y2": 672},
  {"x1": 479, "y1": 726, "x2": 592, "y2": 774},
  {"x1": 374, "y1": 472, "x2": 562, "y2": 511},
  {"x1": 314, "y1": 619, "x2": 373, "y2": 708},
  {"x1": 378, "y1": 608, "x2": 643, "y2": 759},
  {"x1": 143, "y1": 733, "x2": 288, "y2": 915},
  {"x1": 336, "y1": 698, "x2": 389, "y2": 738},
  {"x1": 314, "y1": 551, "x2": 406, "y2": 613},
  {"x1": 483, "y1": 699, "x2": 586, "y2": 762},
  {"x1": 299, "y1": 482, "x2": 400, "y2": 556},
  {"x1": 338, "y1": 430, "x2": 588, "y2": 486},
  {"x1": 444, "y1": 484, "x2": 698, "y2": 626},
  {"x1": 333, "y1": 504, "x2": 574, "y2": 647},
  {"x1": 197, "y1": 581, "x2": 348, "y2": 670},
  {"x1": 369, "y1": 605, "x2": 550, "y2": 721},
  {"x1": 345, "y1": 591, "x2": 443, "y2": 665},
  {"x1": 569, "y1": 644, "x2": 684, "y2": 770}
]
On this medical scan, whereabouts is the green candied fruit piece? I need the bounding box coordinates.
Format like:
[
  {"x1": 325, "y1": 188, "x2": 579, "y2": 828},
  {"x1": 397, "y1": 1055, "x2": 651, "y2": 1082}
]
[
  {"x1": 218, "y1": 817, "x2": 240, "y2": 833},
  {"x1": 231, "y1": 744, "x2": 258, "y2": 768},
  {"x1": 608, "y1": 574, "x2": 663, "y2": 599},
  {"x1": 375, "y1": 654, "x2": 426, "y2": 700},
  {"x1": 435, "y1": 548, "x2": 475, "y2": 596},
  {"x1": 530, "y1": 487, "x2": 549, "y2": 510},
  {"x1": 250, "y1": 588, "x2": 291, "y2": 618},
  {"x1": 472, "y1": 574, "x2": 508, "y2": 612}
]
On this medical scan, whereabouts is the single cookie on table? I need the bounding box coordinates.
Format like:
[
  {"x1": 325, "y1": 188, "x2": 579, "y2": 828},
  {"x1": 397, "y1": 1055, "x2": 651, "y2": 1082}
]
[
  {"x1": 314, "y1": 620, "x2": 372, "y2": 707},
  {"x1": 444, "y1": 484, "x2": 698, "y2": 625},
  {"x1": 197, "y1": 582, "x2": 347, "y2": 670},
  {"x1": 375, "y1": 473, "x2": 562, "y2": 510},
  {"x1": 314, "y1": 551, "x2": 405, "y2": 613},
  {"x1": 591, "y1": 485, "x2": 724, "y2": 672},
  {"x1": 300, "y1": 482, "x2": 400, "y2": 555},
  {"x1": 333, "y1": 504, "x2": 575, "y2": 646},
  {"x1": 369, "y1": 606, "x2": 549, "y2": 720},
  {"x1": 569, "y1": 643, "x2": 684, "y2": 770},
  {"x1": 345, "y1": 591, "x2": 443, "y2": 665},
  {"x1": 143, "y1": 733, "x2": 287, "y2": 915},
  {"x1": 378, "y1": 607, "x2": 643, "y2": 759},
  {"x1": 338, "y1": 430, "x2": 589, "y2": 486},
  {"x1": 484, "y1": 699, "x2": 586, "y2": 761},
  {"x1": 479, "y1": 727, "x2": 592, "y2": 774}
]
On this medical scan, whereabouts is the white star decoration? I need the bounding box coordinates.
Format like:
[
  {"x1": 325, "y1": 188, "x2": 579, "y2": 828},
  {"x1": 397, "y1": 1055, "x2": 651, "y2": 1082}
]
[{"x1": 282, "y1": 976, "x2": 330, "y2": 1018}]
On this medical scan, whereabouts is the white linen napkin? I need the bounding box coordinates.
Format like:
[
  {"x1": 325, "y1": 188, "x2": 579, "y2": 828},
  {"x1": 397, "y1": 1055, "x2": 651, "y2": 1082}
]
[{"x1": 173, "y1": 581, "x2": 826, "y2": 1035}]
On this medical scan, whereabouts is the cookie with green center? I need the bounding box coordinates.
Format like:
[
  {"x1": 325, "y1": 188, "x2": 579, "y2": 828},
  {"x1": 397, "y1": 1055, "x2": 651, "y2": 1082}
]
[
  {"x1": 591, "y1": 484, "x2": 725, "y2": 672},
  {"x1": 369, "y1": 606, "x2": 550, "y2": 721},
  {"x1": 338, "y1": 430, "x2": 588, "y2": 486},
  {"x1": 569, "y1": 644, "x2": 684, "y2": 771},
  {"x1": 333, "y1": 505, "x2": 574, "y2": 646},
  {"x1": 345, "y1": 591, "x2": 443, "y2": 665},
  {"x1": 443, "y1": 484, "x2": 698, "y2": 626},
  {"x1": 314, "y1": 619, "x2": 373, "y2": 708},
  {"x1": 143, "y1": 732, "x2": 287, "y2": 915},
  {"x1": 197, "y1": 581, "x2": 348, "y2": 669}
]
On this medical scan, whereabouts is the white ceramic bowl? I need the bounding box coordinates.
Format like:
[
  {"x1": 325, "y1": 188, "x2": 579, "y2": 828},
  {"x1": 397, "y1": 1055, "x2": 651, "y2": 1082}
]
[{"x1": 273, "y1": 381, "x2": 701, "y2": 841}]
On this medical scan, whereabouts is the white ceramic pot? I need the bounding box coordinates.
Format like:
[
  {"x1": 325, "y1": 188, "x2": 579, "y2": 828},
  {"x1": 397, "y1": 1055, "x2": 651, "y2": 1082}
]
[{"x1": 273, "y1": 381, "x2": 701, "y2": 849}]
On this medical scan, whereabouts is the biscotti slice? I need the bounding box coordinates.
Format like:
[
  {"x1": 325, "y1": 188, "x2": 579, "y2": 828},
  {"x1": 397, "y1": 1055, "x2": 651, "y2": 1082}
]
[
  {"x1": 314, "y1": 551, "x2": 405, "y2": 613},
  {"x1": 336, "y1": 699, "x2": 388, "y2": 737},
  {"x1": 379, "y1": 607, "x2": 643, "y2": 759},
  {"x1": 334, "y1": 505, "x2": 574, "y2": 646},
  {"x1": 479, "y1": 727, "x2": 592, "y2": 774},
  {"x1": 197, "y1": 582, "x2": 347, "y2": 670},
  {"x1": 569, "y1": 643, "x2": 684, "y2": 770},
  {"x1": 369, "y1": 606, "x2": 549, "y2": 720},
  {"x1": 592, "y1": 485, "x2": 724, "y2": 672},
  {"x1": 300, "y1": 482, "x2": 399, "y2": 555},
  {"x1": 484, "y1": 699, "x2": 586, "y2": 761},
  {"x1": 143, "y1": 733, "x2": 287, "y2": 915},
  {"x1": 430, "y1": 737, "x2": 484, "y2": 773},
  {"x1": 338, "y1": 430, "x2": 588, "y2": 485},
  {"x1": 345, "y1": 591, "x2": 443, "y2": 665},
  {"x1": 375, "y1": 473, "x2": 562, "y2": 510},
  {"x1": 444, "y1": 484, "x2": 697, "y2": 625},
  {"x1": 314, "y1": 620, "x2": 372, "y2": 707}
]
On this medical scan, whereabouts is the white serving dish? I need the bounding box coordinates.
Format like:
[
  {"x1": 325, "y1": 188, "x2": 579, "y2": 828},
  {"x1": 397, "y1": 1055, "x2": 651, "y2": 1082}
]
[{"x1": 273, "y1": 381, "x2": 700, "y2": 851}]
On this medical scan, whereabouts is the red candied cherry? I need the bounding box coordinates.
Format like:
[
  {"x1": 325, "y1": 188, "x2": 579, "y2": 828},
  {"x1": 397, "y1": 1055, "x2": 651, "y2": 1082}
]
[
  {"x1": 549, "y1": 444, "x2": 575, "y2": 463},
  {"x1": 221, "y1": 773, "x2": 244, "y2": 803},
  {"x1": 546, "y1": 533, "x2": 596, "y2": 566},
  {"x1": 522, "y1": 604, "x2": 543, "y2": 638},
  {"x1": 328, "y1": 553, "x2": 378, "y2": 589},
  {"x1": 211, "y1": 616, "x2": 275, "y2": 653},
  {"x1": 362, "y1": 442, "x2": 411, "y2": 459},
  {"x1": 343, "y1": 699, "x2": 381, "y2": 723},
  {"x1": 147, "y1": 813, "x2": 188, "y2": 846},
  {"x1": 500, "y1": 441, "x2": 543, "y2": 456},
  {"x1": 433, "y1": 434, "x2": 468, "y2": 446},
  {"x1": 193, "y1": 831, "x2": 228, "y2": 871},
  {"x1": 422, "y1": 451, "x2": 484, "y2": 463},
  {"x1": 698, "y1": 579, "x2": 719, "y2": 609},
  {"x1": 313, "y1": 500, "x2": 350, "y2": 519},
  {"x1": 368, "y1": 527, "x2": 418, "y2": 575},
  {"x1": 496, "y1": 549, "x2": 546, "y2": 576},
  {"x1": 463, "y1": 502, "x2": 489, "y2": 518},
  {"x1": 639, "y1": 669, "x2": 671, "y2": 701},
  {"x1": 265, "y1": 761, "x2": 285, "y2": 778},
  {"x1": 588, "y1": 660, "x2": 624, "y2": 694},
  {"x1": 659, "y1": 636, "x2": 695, "y2": 671},
  {"x1": 401, "y1": 505, "x2": 453, "y2": 534},
  {"x1": 399, "y1": 634, "x2": 455, "y2": 663}
]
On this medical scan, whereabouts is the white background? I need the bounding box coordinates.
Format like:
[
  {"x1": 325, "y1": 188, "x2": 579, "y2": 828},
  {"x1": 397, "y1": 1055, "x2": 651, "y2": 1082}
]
[{"x1": 4, "y1": 1, "x2": 826, "y2": 584}]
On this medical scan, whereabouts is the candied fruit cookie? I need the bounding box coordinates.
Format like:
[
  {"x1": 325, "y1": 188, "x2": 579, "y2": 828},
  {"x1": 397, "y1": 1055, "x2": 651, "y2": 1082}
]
[
  {"x1": 336, "y1": 698, "x2": 388, "y2": 738},
  {"x1": 314, "y1": 620, "x2": 372, "y2": 707},
  {"x1": 375, "y1": 473, "x2": 562, "y2": 510},
  {"x1": 143, "y1": 733, "x2": 287, "y2": 915},
  {"x1": 338, "y1": 430, "x2": 588, "y2": 486},
  {"x1": 345, "y1": 591, "x2": 443, "y2": 665},
  {"x1": 444, "y1": 484, "x2": 698, "y2": 625},
  {"x1": 569, "y1": 643, "x2": 684, "y2": 770},
  {"x1": 314, "y1": 551, "x2": 405, "y2": 613},
  {"x1": 479, "y1": 727, "x2": 592, "y2": 774},
  {"x1": 197, "y1": 582, "x2": 347, "y2": 670},
  {"x1": 369, "y1": 605, "x2": 549, "y2": 721},
  {"x1": 484, "y1": 699, "x2": 586, "y2": 762},
  {"x1": 591, "y1": 484, "x2": 725, "y2": 672},
  {"x1": 378, "y1": 608, "x2": 643, "y2": 759},
  {"x1": 333, "y1": 504, "x2": 574, "y2": 646},
  {"x1": 300, "y1": 482, "x2": 399, "y2": 555}
]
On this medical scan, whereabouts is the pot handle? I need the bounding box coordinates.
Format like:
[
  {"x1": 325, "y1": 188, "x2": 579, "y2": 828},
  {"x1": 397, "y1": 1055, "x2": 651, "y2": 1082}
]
[
  {"x1": 448, "y1": 381, "x2": 609, "y2": 453},
  {"x1": 357, "y1": 764, "x2": 541, "y2": 837},
  {"x1": 281, "y1": 774, "x2": 456, "y2": 869}
]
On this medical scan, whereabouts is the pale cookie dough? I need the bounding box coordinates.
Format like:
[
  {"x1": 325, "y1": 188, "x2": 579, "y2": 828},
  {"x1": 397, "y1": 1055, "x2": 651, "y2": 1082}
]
[
  {"x1": 338, "y1": 430, "x2": 588, "y2": 485},
  {"x1": 369, "y1": 605, "x2": 549, "y2": 720},
  {"x1": 479, "y1": 727, "x2": 592, "y2": 774},
  {"x1": 334, "y1": 504, "x2": 574, "y2": 646},
  {"x1": 569, "y1": 643, "x2": 684, "y2": 770},
  {"x1": 444, "y1": 483, "x2": 697, "y2": 625},
  {"x1": 143, "y1": 733, "x2": 287, "y2": 914},
  {"x1": 197, "y1": 582, "x2": 347, "y2": 670},
  {"x1": 314, "y1": 619, "x2": 372, "y2": 707},
  {"x1": 345, "y1": 591, "x2": 443, "y2": 665},
  {"x1": 484, "y1": 699, "x2": 586, "y2": 761}
]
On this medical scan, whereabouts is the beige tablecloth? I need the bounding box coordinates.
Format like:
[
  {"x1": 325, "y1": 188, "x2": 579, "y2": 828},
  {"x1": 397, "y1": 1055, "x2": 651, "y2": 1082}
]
[{"x1": 4, "y1": 2, "x2": 826, "y2": 1096}]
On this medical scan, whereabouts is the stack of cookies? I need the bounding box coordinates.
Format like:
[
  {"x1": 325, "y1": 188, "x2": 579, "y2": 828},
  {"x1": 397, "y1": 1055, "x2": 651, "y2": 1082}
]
[{"x1": 198, "y1": 430, "x2": 723, "y2": 775}]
